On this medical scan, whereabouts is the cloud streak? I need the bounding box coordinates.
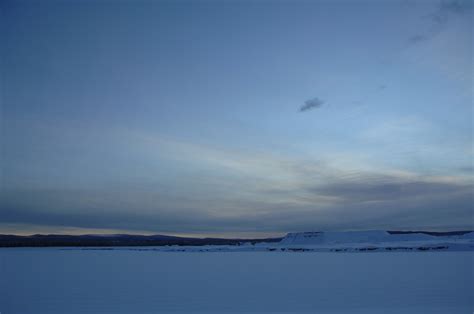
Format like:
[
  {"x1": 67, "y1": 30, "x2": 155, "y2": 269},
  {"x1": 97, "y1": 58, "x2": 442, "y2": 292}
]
[
  {"x1": 2, "y1": 135, "x2": 473, "y2": 235},
  {"x1": 407, "y1": 34, "x2": 428, "y2": 44},
  {"x1": 433, "y1": 0, "x2": 473, "y2": 24},
  {"x1": 408, "y1": 0, "x2": 473, "y2": 45},
  {"x1": 300, "y1": 97, "x2": 324, "y2": 112}
]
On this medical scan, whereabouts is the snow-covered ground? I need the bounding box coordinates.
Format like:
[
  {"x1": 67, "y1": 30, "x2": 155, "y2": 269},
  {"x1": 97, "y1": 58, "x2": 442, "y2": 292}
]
[
  {"x1": 1, "y1": 248, "x2": 473, "y2": 313},
  {"x1": 68, "y1": 230, "x2": 472, "y2": 253}
]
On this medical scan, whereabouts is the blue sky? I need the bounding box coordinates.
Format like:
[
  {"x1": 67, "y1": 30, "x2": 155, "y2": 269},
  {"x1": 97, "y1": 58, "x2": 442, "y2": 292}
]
[{"x1": 1, "y1": 0, "x2": 472, "y2": 237}]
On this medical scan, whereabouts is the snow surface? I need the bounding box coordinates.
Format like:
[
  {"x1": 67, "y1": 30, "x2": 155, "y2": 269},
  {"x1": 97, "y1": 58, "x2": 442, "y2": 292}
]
[{"x1": 0, "y1": 248, "x2": 473, "y2": 313}]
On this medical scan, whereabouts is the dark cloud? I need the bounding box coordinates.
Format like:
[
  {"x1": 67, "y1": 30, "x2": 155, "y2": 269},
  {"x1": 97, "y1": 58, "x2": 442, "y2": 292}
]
[
  {"x1": 438, "y1": 0, "x2": 473, "y2": 16},
  {"x1": 407, "y1": 34, "x2": 428, "y2": 44},
  {"x1": 300, "y1": 97, "x2": 324, "y2": 112},
  {"x1": 458, "y1": 166, "x2": 474, "y2": 173},
  {"x1": 408, "y1": 0, "x2": 472, "y2": 45},
  {"x1": 310, "y1": 178, "x2": 471, "y2": 203},
  {"x1": 0, "y1": 188, "x2": 226, "y2": 233},
  {"x1": 1, "y1": 169, "x2": 472, "y2": 234},
  {"x1": 430, "y1": 0, "x2": 472, "y2": 25}
]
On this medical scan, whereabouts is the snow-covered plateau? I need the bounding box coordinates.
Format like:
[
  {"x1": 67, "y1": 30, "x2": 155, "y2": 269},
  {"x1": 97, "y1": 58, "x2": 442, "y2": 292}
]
[{"x1": 274, "y1": 230, "x2": 474, "y2": 252}]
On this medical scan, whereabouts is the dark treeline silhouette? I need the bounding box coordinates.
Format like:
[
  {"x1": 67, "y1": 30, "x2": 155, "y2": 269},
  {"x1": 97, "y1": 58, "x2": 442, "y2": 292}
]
[
  {"x1": 387, "y1": 231, "x2": 472, "y2": 236},
  {"x1": 0, "y1": 234, "x2": 283, "y2": 247}
]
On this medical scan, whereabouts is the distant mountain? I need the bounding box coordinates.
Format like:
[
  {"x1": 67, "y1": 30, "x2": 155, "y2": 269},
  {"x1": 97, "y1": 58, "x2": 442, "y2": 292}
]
[{"x1": 0, "y1": 234, "x2": 283, "y2": 247}]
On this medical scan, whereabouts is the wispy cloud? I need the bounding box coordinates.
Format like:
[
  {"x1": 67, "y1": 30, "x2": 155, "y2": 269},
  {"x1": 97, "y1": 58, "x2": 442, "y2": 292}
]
[
  {"x1": 432, "y1": 0, "x2": 473, "y2": 24},
  {"x1": 408, "y1": 0, "x2": 472, "y2": 45},
  {"x1": 458, "y1": 166, "x2": 474, "y2": 173},
  {"x1": 309, "y1": 175, "x2": 471, "y2": 203},
  {"x1": 299, "y1": 97, "x2": 324, "y2": 112},
  {"x1": 407, "y1": 34, "x2": 428, "y2": 44},
  {"x1": 2, "y1": 129, "x2": 473, "y2": 234},
  {"x1": 2, "y1": 167, "x2": 472, "y2": 234}
]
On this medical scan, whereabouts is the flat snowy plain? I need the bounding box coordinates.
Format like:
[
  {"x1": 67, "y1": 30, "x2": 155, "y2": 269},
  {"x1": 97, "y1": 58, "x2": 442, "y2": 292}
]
[{"x1": 1, "y1": 249, "x2": 473, "y2": 314}]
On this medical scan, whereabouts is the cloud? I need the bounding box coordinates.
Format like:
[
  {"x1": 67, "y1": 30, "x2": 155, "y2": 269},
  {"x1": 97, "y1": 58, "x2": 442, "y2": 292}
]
[
  {"x1": 309, "y1": 176, "x2": 471, "y2": 203},
  {"x1": 407, "y1": 0, "x2": 472, "y2": 45},
  {"x1": 458, "y1": 166, "x2": 474, "y2": 173},
  {"x1": 434, "y1": 0, "x2": 473, "y2": 23},
  {"x1": 299, "y1": 97, "x2": 324, "y2": 112},
  {"x1": 426, "y1": 0, "x2": 473, "y2": 26},
  {"x1": 2, "y1": 126, "x2": 473, "y2": 235},
  {"x1": 407, "y1": 34, "x2": 428, "y2": 44},
  {"x1": 2, "y1": 155, "x2": 473, "y2": 235}
]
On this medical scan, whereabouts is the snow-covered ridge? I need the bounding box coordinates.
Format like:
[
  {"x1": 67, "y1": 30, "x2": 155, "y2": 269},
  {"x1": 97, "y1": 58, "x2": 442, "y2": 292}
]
[{"x1": 280, "y1": 230, "x2": 474, "y2": 245}]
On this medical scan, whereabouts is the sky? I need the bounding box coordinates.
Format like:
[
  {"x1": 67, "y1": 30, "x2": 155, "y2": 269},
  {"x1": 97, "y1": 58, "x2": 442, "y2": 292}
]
[{"x1": 1, "y1": 0, "x2": 473, "y2": 237}]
